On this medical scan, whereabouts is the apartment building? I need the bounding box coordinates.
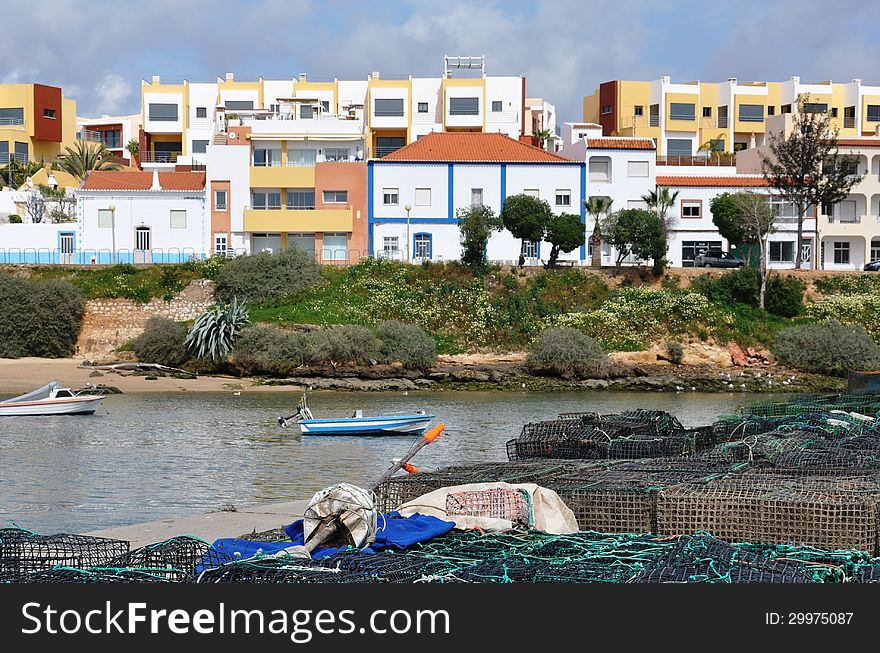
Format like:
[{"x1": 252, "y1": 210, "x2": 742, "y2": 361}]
[
  {"x1": 76, "y1": 114, "x2": 141, "y2": 165},
  {"x1": 585, "y1": 76, "x2": 880, "y2": 157},
  {"x1": 0, "y1": 83, "x2": 77, "y2": 168}
]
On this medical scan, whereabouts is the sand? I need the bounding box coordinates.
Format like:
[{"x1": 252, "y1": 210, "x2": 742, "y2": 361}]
[{"x1": 0, "y1": 357, "x2": 301, "y2": 395}]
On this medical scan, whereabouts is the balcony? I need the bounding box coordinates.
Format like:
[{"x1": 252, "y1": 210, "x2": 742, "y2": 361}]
[
  {"x1": 243, "y1": 205, "x2": 353, "y2": 232},
  {"x1": 244, "y1": 114, "x2": 365, "y2": 138},
  {"x1": 140, "y1": 151, "x2": 181, "y2": 164},
  {"x1": 717, "y1": 117, "x2": 729, "y2": 128},
  {"x1": 77, "y1": 129, "x2": 102, "y2": 142},
  {"x1": 844, "y1": 116, "x2": 856, "y2": 129},
  {"x1": 250, "y1": 165, "x2": 315, "y2": 187},
  {"x1": 657, "y1": 154, "x2": 737, "y2": 166},
  {"x1": 487, "y1": 110, "x2": 518, "y2": 123},
  {"x1": 0, "y1": 116, "x2": 25, "y2": 130},
  {"x1": 827, "y1": 215, "x2": 862, "y2": 224}
]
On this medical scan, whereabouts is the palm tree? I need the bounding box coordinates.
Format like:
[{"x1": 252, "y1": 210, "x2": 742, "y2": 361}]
[
  {"x1": 54, "y1": 140, "x2": 122, "y2": 181},
  {"x1": 584, "y1": 196, "x2": 613, "y2": 268},
  {"x1": 532, "y1": 128, "x2": 552, "y2": 150},
  {"x1": 125, "y1": 139, "x2": 139, "y2": 157},
  {"x1": 1, "y1": 159, "x2": 46, "y2": 189},
  {"x1": 641, "y1": 187, "x2": 680, "y2": 232}
]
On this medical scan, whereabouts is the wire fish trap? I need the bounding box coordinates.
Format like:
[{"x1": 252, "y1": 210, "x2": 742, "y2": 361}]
[
  {"x1": 741, "y1": 394, "x2": 880, "y2": 418},
  {"x1": 0, "y1": 528, "x2": 130, "y2": 582},
  {"x1": 107, "y1": 536, "x2": 222, "y2": 582},
  {"x1": 852, "y1": 565, "x2": 880, "y2": 583},
  {"x1": 20, "y1": 566, "x2": 180, "y2": 583}
]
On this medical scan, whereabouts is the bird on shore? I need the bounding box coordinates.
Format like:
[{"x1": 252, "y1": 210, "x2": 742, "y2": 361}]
[
  {"x1": 675, "y1": 385, "x2": 684, "y2": 392},
  {"x1": 233, "y1": 390, "x2": 241, "y2": 396}
]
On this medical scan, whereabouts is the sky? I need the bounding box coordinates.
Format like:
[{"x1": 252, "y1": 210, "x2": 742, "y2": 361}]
[{"x1": 5, "y1": 0, "x2": 880, "y2": 122}]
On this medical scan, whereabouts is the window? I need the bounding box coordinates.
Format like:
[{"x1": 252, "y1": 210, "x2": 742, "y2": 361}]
[
  {"x1": 471, "y1": 188, "x2": 483, "y2": 206},
  {"x1": 413, "y1": 233, "x2": 432, "y2": 259},
  {"x1": 287, "y1": 189, "x2": 315, "y2": 210},
  {"x1": 601, "y1": 105, "x2": 613, "y2": 115},
  {"x1": 103, "y1": 129, "x2": 121, "y2": 149},
  {"x1": 225, "y1": 100, "x2": 254, "y2": 110},
  {"x1": 491, "y1": 101, "x2": 503, "y2": 112},
  {"x1": 415, "y1": 188, "x2": 431, "y2": 206},
  {"x1": 588, "y1": 158, "x2": 611, "y2": 182},
  {"x1": 871, "y1": 239, "x2": 880, "y2": 262},
  {"x1": 666, "y1": 139, "x2": 692, "y2": 157},
  {"x1": 417, "y1": 102, "x2": 429, "y2": 113},
  {"x1": 148, "y1": 103, "x2": 178, "y2": 121},
  {"x1": 323, "y1": 190, "x2": 348, "y2": 204},
  {"x1": 0, "y1": 142, "x2": 7, "y2": 164},
  {"x1": 288, "y1": 149, "x2": 317, "y2": 166},
  {"x1": 769, "y1": 241, "x2": 795, "y2": 263},
  {"x1": 252, "y1": 191, "x2": 281, "y2": 209},
  {"x1": 627, "y1": 161, "x2": 649, "y2": 177},
  {"x1": 375, "y1": 136, "x2": 406, "y2": 157},
  {"x1": 214, "y1": 190, "x2": 227, "y2": 211},
  {"x1": 170, "y1": 209, "x2": 187, "y2": 229},
  {"x1": 270, "y1": 104, "x2": 279, "y2": 114},
  {"x1": 523, "y1": 240, "x2": 539, "y2": 259},
  {"x1": 324, "y1": 148, "x2": 350, "y2": 162},
  {"x1": 804, "y1": 103, "x2": 828, "y2": 114},
  {"x1": 681, "y1": 200, "x2": 702, "y2": 219},
  {"x1": 323, "y1": 233, "x2": 348, "y2": 261},
  {"x1": 383, "y1": 188, "x2": 399, "y2": 206},
  {"x1": 634, "y1": 105, "x2": 644, "y2": 117},
  {"x1": 669, "y1": 103, "x2": 695, "y2": 120},
  {"x1": 43, "y1": 108, "x2": 56, "y2": 119},
  {"x1": 868, "y1": 105, "x2": 880, "y2": 122},
  {"x1": 717, "y1": 105, "x2": 728, "y2": 128},
  {"x1": 449, "y1": 97, "x2": 479, "y2": 115},
  {"x1": 196, "y1": 107, "x2": 207, "y2": 118},
  {"x1": 253, "y1": 147, "x2": 281, "y2": 166},
  {"x1": 191, "y1": 139, "x2": 208, "y2": 154},
  {"x1": 0, "y1": 107, "x2": 24, "y2": 125},
  {"x1": 767, "y1": 106, "x2": 776, "y2": 116},
  {"x1": 681, "y1": 240, "x2": 722, "y2": 267},
  {"x1": 739, "y1": 104, "x2": 764, "y2": 122},
  {"x1": 13, "y1": 142, "x2": 28, "y2": 163},
  {"x1": 781, "y1": 104, "x2": 792, "y2": 114},
  {"x1": 833, "y1": 241, "x2": 850, "y2": 265},
  {"x1": 709, "y1": 139, "x2": 725, "y2": 152},
  {"x1": 831, "y1": 107, "x2": 839, "y2": 118},
  {"x1": 555, "y1": 189, "x2": 571, "y2": 206},
  {"x1": 97, "y1": 209, "x2": 113, "y2": 228},
  {"x1": 321, "y1": 100, "x2": 330, "y2": 113},
  {"x1": 215, "y1": 234, "x2": 228, "y2": 256},
  {"x1": 702, "y1": 106, "x2": 712, "y2": 118},
  {"x1": 374, "y1": 98, "x2": 404, "y2": 117},
  {"x1": 299, "y1": 104, "x2": 315, "y2": 119},
  {"x1": 523, "y1": 189, "x2": 540, "y2": 198},
  {"x1": 383, "y1": 236, "x2": 400, "y2": 256},
  {"x1": 733, "y1": 142, "x2": 748, "y2": 152}
]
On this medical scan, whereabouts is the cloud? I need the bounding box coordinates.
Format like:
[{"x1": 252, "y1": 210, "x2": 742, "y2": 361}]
[{"x1": 92, "y1": 74, "x2": 133, "y2": 116}]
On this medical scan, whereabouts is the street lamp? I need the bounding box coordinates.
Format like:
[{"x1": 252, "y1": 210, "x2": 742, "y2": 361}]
[
  {"x1": 404, "y1": 203, "x2": 412, "y2": 262},
  {"x1": 108, "y1": 204, "x2": 116, "y2": 264}
]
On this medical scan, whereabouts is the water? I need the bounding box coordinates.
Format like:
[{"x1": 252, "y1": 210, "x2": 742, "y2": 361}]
[{"x1": 0, "y1": 390, "x2": 780, "y2": 534}]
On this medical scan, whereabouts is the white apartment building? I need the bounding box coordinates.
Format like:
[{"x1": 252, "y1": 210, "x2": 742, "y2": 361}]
[{"x1": 76, "y1": 113, "x2": 141, "y2": 165}]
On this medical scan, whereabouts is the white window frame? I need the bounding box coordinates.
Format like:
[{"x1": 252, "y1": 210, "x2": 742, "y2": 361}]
[
  {"x1": 383, "y1": 188, "x2": 399, "y2": 206},
  {"x1": 588, "y1": 158, "x2": 611, "y2": 182},
  {"x1": 215, "y1": 190, "x2": 227, "y2": 211},
  {"x1": 170, "y1": 209, "x2": 187, "y2": 229},
  {"x1": 555, "y1": 189, "x2": 571, "y2": 207},
  {"x1": 323, "y1": 190, "x2": 348, "y2": 205},
  {"x1": 214, "y1": 234, "x2": 228, "y2": 256},
  {"x1": 97, "y1": 209, "x2": 113, "y2": 228},
  {"x1": 471, "y1": 188, "x2": 483, "y2": 207},
  {"x1": 322, "y1": 232, "x2": 349, "y2": 262},
  {"x1": 414, "y1": 188, "x2": 431, "y2": 206},
  {"x1": 769, "y1": 241, "x2": 795, "y2": 263},
  {"x1": 681, "y1": 201, "x2": 702, "y2": 219},
  {"x1": 833, "y1": 241, "x2": 851, "y2": 265},
  {"x1": 522, "y1": 240, "x2": 539, "y2": 259},
  {"x1": 523, "y1": 189, "x2": 540, "y2": 198},
  {"x1": 413, "y1": 234, "x2": 431, "y2": 259},
  {"x1": 627, "y1": 160, "x2": 649, "y2": 178},
  {"x1": 383, "y1": 236, "x2": 400, "y2": 256}
]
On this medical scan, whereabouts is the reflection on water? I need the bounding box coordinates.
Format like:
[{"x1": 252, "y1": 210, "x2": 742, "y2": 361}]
[{"x1": 0, "y1": 390, "x2": 782, "y2": 533}]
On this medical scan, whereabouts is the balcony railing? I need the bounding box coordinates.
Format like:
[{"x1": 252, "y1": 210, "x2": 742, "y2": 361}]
[
  {"x1": 374, "y1": 145, "x2": 404, "y2": 158},
  {"x1": 827, "y1": 215, "x2": 861, "y2": 224},
  {"x1": 657, "y1": 154, "x2": 737, "y2": 166},
  {"x1": 717, "y1": 117, "x2": 728, "y2": 128},
  {"x1": 247, "y1": 203, "x2": 351, "y2": 211},
  {"x1": 140, "y1": 151, "x2": 181, "y2": 163},
  {"x1": 648, "y1": 115, "x2": 659, "y2": 127},
  {"x1": 487, "y1": 110, "x2": 519, "y2": 123},
  {"x1": 77, "y1": 129, "x2": 102, "y2": 142},
  {"x1": 412, "y1": 113, "x2": 438, "y2": 124},
  {"x1": 0, "y1": 117, "x2": 25, "y2": 127}
]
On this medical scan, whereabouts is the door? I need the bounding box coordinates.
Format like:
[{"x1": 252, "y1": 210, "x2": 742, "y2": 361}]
[
  {"x1": 800, "y1": 240, "x2": 813, "y2": 270},
  {"x1": 134, "y1": 227, "x2": 152, "y2": 264},
  {"x1": 681, "y1": 240, "x2": 722, "y2": 267},
  {"x1": 59, "y1": 233, "x2": 75, "y2": 265}
]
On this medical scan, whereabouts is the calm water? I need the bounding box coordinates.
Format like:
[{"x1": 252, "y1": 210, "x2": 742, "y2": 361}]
[{"x1": 0, "y1": 390, "x2": 782, "y2": 534}]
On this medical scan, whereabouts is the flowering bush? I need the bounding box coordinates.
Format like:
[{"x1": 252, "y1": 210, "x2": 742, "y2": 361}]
[
  {"x1": 805, "y1": 293, "x2": 880, "y2": 339},
  {"x1": 814, "y1": 274, "x2": 880, "y2": 296}
]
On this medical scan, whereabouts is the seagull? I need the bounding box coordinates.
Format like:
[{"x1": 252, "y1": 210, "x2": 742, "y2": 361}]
[
  {"x1": 690, "y1": 387, "x2": 696, "y2": 391},
  {"x1": 403, "y1": 390, "x2": 409, "y2": 396},
  {"x1": 675, "y1": 385, "x2": 684, "y2": 392},
  {"x1": 233, "y1": 390, "x2": 241, "y2": 396}
]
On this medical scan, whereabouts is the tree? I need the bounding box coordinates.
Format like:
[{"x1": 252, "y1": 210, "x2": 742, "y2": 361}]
[
  {"x1": 709, "y1": 192, "x2": 749, "y2": 245},
  {"x1": 761, "y1": 96, "x2": 863, "y2": 269},
  {"x1": 545, "y1": 213, "x2": 585, "y2": 267},
  {"x1": 500, "y1": 194, "x2": 552, "y2": 267},
  {"x1": 125, "y1": 139, "x2": 139, "y2": 157},
  {"x1": 726, "y1": 192, "x2": 775, "y2": 309},
  {"x1": 641, "y1": 187, "x2": 680, "y2": 233},
  {"x1": 2, "y1": 159, "x2": 45, "y2": 189},
  {"x1": 54, "y1": 140, "x2": 122, "y2": 181},
  {"x1": 456, "y1": 204, "x2": 503, "y2": 271},
  {"x1": 584, "y1": 196, "x2": 613, "y2": 268},
  {"x1": 532, "y1": 128, "x2": 552, "y2": 150},
  {"x1": 39, "y1": 185, "x2": 76, "y2": 223},
  {"x1": 22, "y1": 191, "x2": 46, "y2": 223},
  {"x1": 603, "y1": 208, "x2": 667, "y2": 273}
]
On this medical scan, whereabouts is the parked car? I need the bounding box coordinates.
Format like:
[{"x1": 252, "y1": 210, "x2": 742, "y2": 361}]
[
  {"x1": 865, "y1": 260, "x2": 880, "y2": 271},
  {"x1": 693, "y1": 251, "x2": 745, "y2": 268}
]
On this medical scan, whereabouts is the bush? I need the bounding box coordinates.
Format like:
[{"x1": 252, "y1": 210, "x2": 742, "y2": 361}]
[
  {"x1": 527, "y1": 327, "x2": 608, "y2": 379},
  {"x1": 309, "y1": 325, "x2": 383, "y2": 365},
  {"x1": 774, "y1": 320, "x2": 880, "y2": 376},
  {"x1": 378, "y1": 320, "x2": 437, "y2": 369},
  {"x1": 0, "y1": 275, "x2": 84, "y2": 358},
  {"x1": 765, "y1": 275, "x2": 805, "y2": 318},
  {"x1": 214, "y1": 248, "x2": 324, "y2": 304},
  {"x1": 131, "y1": 316, "x2": 190, "y2": 367},
  {"x1": 231, "y1": 326, "x2": 305, "y2": 375},
  {"x1": 691, "y1": 267, "x2": 760, "y2": 306},
  {"x1": 814, "y1": 274, "x2": 880, "y2": 296},
  {"x1": 805, "y1": 293, "x2": 880, "y2": 339}
]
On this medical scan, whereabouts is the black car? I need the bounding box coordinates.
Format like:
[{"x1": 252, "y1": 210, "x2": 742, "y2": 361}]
[
  {"x1": 865, "y1": 260, "x2": 880, "y2": 271},
  {"x1": 693, "y1": 251, "x2": 745, "y2": 268}
]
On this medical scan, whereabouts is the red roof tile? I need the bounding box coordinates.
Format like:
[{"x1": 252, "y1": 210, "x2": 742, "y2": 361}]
[
  {"x1": 380, "y1": 132, "x2": 572, "y2": 163},
  {"x1": 835, "y1": 139, "x2": 880, "y2": 148},
  {"x1": 586, "y1": 138, "x2": 655, "y2": 150},
  {"x1": 656, "y1": 175, "x2": 770, "y2": 187},
  {"x1": 570, "y1": 123, "x2": 601, "y2": 128},
  {"x1": 81, "y1": 171, "x2": 206, "y2": 191}
]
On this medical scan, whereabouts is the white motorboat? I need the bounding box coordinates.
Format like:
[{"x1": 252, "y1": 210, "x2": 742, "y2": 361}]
[
  {"x1": 278, "y1": 394, "x2": 434, "y2": 436},
  {"x1": 0, "y1": 382, "x2": 107, "y2": 416}
]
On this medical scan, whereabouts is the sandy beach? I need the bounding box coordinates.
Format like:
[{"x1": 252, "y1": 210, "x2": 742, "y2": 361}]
[{"x1": 0, "y1": 358, "x2": 299, "y2": 395}]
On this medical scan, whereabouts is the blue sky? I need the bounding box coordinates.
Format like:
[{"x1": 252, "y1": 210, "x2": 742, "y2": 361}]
[{"x1": 6, "y1": 0, "x2": 880, "y2": 121}]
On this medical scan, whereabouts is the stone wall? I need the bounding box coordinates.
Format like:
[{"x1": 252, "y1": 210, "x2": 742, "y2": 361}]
[{"x1": 76, "y1": 280, "x2": 214, "y2": 356}]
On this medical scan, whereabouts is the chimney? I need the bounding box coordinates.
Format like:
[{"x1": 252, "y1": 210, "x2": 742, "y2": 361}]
[
  {"x1": 225, "y1": 72, "x2": 234, "y2": 82},
  {"x1": 875, "y1": 124, "x2": 880, "y2": 137},
  {"x1": 150, "y1": 170, "x2": 161, "y2": 191},
  {"x1": 299, "y1": 73, "x2": 308, "y2": 82},
  {"x1": 371, "y1": 71, "x2": 380, "y2": 80},
  {"x1": 151, "y1": 75, "x2": 161, "y2": 84}
]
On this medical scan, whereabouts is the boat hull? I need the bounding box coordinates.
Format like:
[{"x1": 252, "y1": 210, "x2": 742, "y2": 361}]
[
  {"x1": 0, "y1": 396, "x2": 105, "y2": 416},
  {"x1": 298, "y1": 414, "x2": 434, "y2": 436}
]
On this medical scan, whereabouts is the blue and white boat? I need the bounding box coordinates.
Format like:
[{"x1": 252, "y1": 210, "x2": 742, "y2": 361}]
[{"x1": 278, "y1": 394, "x2": 434, "y2": 436}]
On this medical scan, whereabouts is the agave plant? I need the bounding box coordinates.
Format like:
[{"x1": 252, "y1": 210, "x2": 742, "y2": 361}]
[{"x1": 186, "y1": 297, "x2": 251, "y2": 361}]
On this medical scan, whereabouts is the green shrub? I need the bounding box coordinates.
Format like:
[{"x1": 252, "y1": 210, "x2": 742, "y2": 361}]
[
  {"x1": 814, "y1": 274, "x2": 880, "y2": 296},
  {"x1": 9, "y1": 214, "x2": 22, "y2": 224},
  {"x1": 765, "y1": 274, "x2": 805, "y2": 317},
  {"x1": 378, "y1": 320, "x2": 437, "y2": 369},
  {"x1": 774, "y1": 320, "x2": 880, "y2": 376},
  {"x1": 131, "y1": 316, "x2": 190, "y2": 367},
  {"x1": 0, "y1": 275, "x2": 84, "y2": 358},
  {"x1": 308, "y1": 325, "x2": 383, "y2": 365},
  {"x1": 691, "y1": 267, "x2": 760, "y2": 306},
  {"x1": 231, "y1": 326, "x2": 305, "y2": 375},
  {"x1": 214, "y1": 248, "x2": 323, "y2": 304},
  {"x1": 805, "y1": 293, "x2": 880, "y2": 339},
  {"x1": 527, "y1": 327, "x2": 608, "y2": 379},
  {"x1": 666, "y1": 341, "x2": 684, "y2": 365},
  {"x1": 186, "y1": 298, "x2": 251, "y2": 361}
]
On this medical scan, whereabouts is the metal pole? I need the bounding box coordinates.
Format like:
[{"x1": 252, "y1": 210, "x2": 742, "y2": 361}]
[
  {"x1": 110, "y1": 206, "x2": 116, "y2": 264},
  {"x1": 405, "y1": 204, "x2": 412, "y2": 262}
]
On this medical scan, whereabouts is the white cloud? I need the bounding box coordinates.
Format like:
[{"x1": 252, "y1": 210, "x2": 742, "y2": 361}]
[{"x1": 92, "y1": 73, "x2": 133, "y2": 116}]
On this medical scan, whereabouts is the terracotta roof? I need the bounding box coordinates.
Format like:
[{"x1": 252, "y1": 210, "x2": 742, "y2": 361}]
[
  {"x1": 586, "y1": 138, "x2": 655, "y2": 150},
  {"x1": 570, "y1": 122, "x2": 601, "y2": 128},
  {"x1": 835, "y1": 139, "x2": 880, "y2": 148},
  {"x1": 81, "y1": 171, "x2": 206, "y2": 191},
  {"x1": 656, "y1": 175, "x2": 770, "y2": 187},
  {"x1": 380, "y1": 132, "x2": 572, "y2": 163}
]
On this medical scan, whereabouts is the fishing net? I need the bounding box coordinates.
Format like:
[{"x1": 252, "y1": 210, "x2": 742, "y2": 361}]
[
  {"x1": 20, "y1": 567, "x2": 180, "y2": 583},
  {"x1": 741, "y1": 394, "x2": 880, "y2": 418},
  {"x1": 0, "y1": 528, "x2": 129, "y2": 582},
  {"x1": 852, "y1": 565, "x2": 880, "y2": 583},
  {"x1": 106, "y1": 536, "x2": 221, "y2": 582}
]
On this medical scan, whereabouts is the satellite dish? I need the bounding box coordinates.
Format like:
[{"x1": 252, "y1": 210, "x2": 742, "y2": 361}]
[{"x1": 229, "y1": 132, "x2": 237, "y2": 140}]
